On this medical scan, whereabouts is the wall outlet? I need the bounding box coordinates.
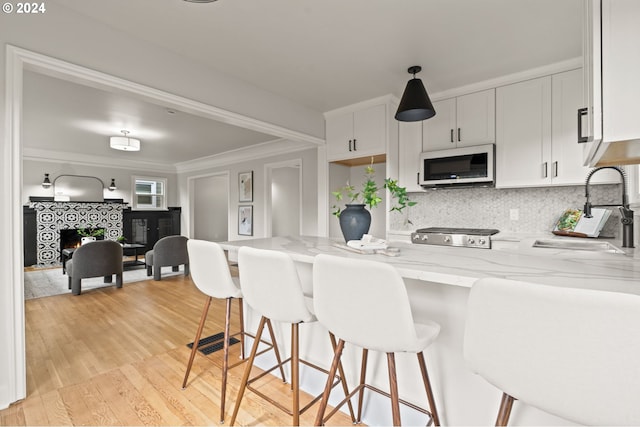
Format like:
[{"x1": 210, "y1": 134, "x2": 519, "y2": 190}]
[{"x1": 509, "y1": 208, "x2": 519, "y2": 221}]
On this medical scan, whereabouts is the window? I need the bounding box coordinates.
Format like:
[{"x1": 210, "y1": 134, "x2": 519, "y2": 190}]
[{"x1": 132, "y1": 176, "x2": 167, "y2": 210}]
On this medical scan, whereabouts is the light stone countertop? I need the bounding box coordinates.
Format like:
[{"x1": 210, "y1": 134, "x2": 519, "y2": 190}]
[{"x1": 220, "y1": 235, "x2": 640, "y2": 296}]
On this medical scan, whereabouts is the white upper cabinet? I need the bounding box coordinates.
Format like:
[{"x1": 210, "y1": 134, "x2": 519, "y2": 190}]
[
  {"x1": 422, "y1": 98, "x2": 456, "y2": 151},
  {"x1": 582, "y1": 0, "x2": 640, "y2": 166},
  {"x1": 397, "y1": 121, "x2": 423, "y2": 192},
  {"x1": 496, "y1": 76, "x2": 552, "y2": 187},
  {"x1": 552, "y1": 69, "x2": 618, "y2": 184},
  {"x1": 423, "y1": 89, "x2": 495, "y2": 151},
  {"x1": 325, "y1": 102, "x2": 387, "y2": 161},
  {"x1": 497, "y1": 70, "x2": 619, "y2": 188}
]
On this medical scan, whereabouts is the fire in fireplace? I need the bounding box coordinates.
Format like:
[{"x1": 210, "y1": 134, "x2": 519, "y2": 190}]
[{"x1": 59, "y1": 227, "x2": 105, "y2": 256}]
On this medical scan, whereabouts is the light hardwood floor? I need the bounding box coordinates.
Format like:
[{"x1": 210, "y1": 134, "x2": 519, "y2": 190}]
[{"x1": 0, "y1": 272, "x2": 355, "y2": 426}]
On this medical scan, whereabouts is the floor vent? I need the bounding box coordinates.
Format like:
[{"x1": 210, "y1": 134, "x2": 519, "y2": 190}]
[{"x1": 187, "y1": 332, "x2": 240, "y2": 355}]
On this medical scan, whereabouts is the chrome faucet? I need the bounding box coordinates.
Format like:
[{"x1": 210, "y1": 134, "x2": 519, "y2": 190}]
[{"x1": 583, "y1": 166, "x2": 634, "y2": 248}]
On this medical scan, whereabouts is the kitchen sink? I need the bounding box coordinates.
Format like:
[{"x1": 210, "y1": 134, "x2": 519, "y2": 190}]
[{"x1": 532, "y1": 239, "x2": 626, "y2": 254}]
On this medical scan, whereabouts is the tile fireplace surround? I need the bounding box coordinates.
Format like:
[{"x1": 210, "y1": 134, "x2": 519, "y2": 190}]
[{"x1": 29, "y1": 201, "x2": 124, "y2": 266}]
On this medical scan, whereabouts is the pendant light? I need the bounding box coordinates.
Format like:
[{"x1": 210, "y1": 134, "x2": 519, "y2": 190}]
[
  {"x1": 110, "y1": 130, "x2": 141, "y2": 151},
  {"x1": 395, "y1": 66, "x2": 436, "y2": 122}
]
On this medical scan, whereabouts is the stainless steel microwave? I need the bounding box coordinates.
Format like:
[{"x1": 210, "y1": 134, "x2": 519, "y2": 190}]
[{"x1": 419, "y1": 143, "x2": 495, "y2": 188}]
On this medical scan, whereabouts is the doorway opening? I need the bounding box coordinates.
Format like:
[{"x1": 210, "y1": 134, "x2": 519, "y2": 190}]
[
  {"x1": 191, "y1": 173, "x2": 229, "y2": 241},
  {"x1": 265, "y1": 159, "x2": 302, "y2": 237}
]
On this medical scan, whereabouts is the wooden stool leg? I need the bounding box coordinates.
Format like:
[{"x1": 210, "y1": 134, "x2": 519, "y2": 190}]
[
  {"x1": 495, "y1": 393, "x2": 515, "y2": 426},
  {"x1": 266, "y1": 318, "x2": 287, "y2": 382},
  {"x1": 230, "y1": 316, "x2": 267, "y2": 426},
  {"x1": 357, "y1": 348, "x2": 369, "y2": 423},
  {"x1": 314, "y1": 338, "x2": 345, "y2": 426},
  {"x1": 238, "y1": 298, "x2": 245, "y2": 359},
  {"x1": 219, "y1": 297, "x2": 233, "y2": 423},
  {"x1": 387, "y1": 353, "x2": 401, "y2": 426},
  {"x1": 329, "y1": 333, "x2": 356, "y2": 422},
  {"x1": 182, "y1": 296, "x2": 211, "y2": 389},
  {"x1": 291, "y1": 323, "x2": 300, "y2": 426},
  {"x1": 417, "y1": 351, "x2": 440, "y2": 426}
]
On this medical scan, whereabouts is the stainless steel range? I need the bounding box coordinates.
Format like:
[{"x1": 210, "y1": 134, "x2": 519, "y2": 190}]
[{"x1": 411, "y1": 227, "x2": 500, "y2": 249}]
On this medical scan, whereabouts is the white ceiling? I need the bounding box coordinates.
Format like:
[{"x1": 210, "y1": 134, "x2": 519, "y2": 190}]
[{"x1": 23, "y1": 0, "x2": 583, "y2": 167}]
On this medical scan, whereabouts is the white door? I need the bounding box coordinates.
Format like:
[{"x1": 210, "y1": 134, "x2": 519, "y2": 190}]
[
  {"x1": 267, "y1": 161, "x2": 302, "y2": 237},
  {"x1": 193, "y1": 175, "x2": 229, "y2": 241}
]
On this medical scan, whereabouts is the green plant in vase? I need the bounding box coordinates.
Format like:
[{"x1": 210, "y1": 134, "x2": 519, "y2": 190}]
[
  {"x1": 77, "y1": 228, "x2": 105, "y2": 238},
  {"x1": 331, "y1": 159, "x2": 417, "y2": 242}
]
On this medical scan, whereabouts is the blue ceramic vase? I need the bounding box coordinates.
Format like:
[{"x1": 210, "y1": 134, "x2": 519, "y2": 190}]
[{"x1": 339, "y1": 204, "x2": 371, "y2": 242}]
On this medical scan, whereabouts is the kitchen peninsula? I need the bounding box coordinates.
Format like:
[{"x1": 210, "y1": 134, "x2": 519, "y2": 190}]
[{"x1": 221, "y1": 235, "x2": 640, "y2": 426}]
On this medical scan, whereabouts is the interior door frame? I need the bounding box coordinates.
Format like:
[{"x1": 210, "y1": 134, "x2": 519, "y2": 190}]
[
  {"x1": 2, "y1": 45, "x2": 321, "y2": 408},
  {"x1": 264, "y1": 158, "x2": 303, "y2": 237},
  {"x1": 187, "y1": 171, "x2": 230, "y2": 240}
]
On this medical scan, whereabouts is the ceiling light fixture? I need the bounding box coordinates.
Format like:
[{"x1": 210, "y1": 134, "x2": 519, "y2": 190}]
[
  {"x1": 395, "y1": 65, "x2": 436, "y2": 122},
  {"x1": 108, "y1": 178, "x2": 117, "y2": 191},
  {"x1": 110, "y1": 130, "x2": 141, "y2": 151},
  {"x1": 42, "y1": 173, "x2": 52, "y2": 189},
  {"x1": 183, "y1": 0, "x2": 218, "y2": 3}
]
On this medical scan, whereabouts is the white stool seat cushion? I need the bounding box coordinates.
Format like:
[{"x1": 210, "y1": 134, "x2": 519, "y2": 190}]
[
  {"x1": 414, "y1": 321, "x2": 441, "y2": 350},
  {"x1": 313, "y1": 254, "x2": 439, "y2": 353},
  {"x1": 464, "y1": 278, "x2": 640, "y2": 426},
  {"x1": 187, "y1": 240, "x2": 242, "y2": 299},
  {"x1": 238, "y1": 247, "x2": 315, "y2": 324}
]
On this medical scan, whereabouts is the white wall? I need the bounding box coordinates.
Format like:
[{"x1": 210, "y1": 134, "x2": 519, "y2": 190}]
[
  {"x1": 22, "y1": 159, "x2": 178, "y2": 206},
  {"x1": 179, "y1": 147, "x2": 318, "y2": 241},
  {"x1": 0, "y1": 3, "x2": 326, "y2": 408},
  {"x1": 271, "y1": 166, "x2": 300, "y2": 236},
  {"x1": 193, "y1": 175, "x2": 229, "y2": 241}
]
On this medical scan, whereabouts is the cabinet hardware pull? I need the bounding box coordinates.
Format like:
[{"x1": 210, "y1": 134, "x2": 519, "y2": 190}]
[
  {"x1": 553, "y1": 161, "x2": 558, "y2": 177},
  {"x1": 458, "y1": 128, "x2": 461, "y2": 142},
  {"x1": 416, "y1": 172, "x2": 420, "y2": 185},
  {"x1": 353, "y1": 138, "x2": 357, "y2": 151},
  {"x1": 450, "y1": 129, "x2": 454, "y2": 143},
  {"x1": 577, "y1": 108, "x2": 588, "y2": 143},
  {"x1": 542, "y1": 162, "x2": 548, "y2": 178},
  {"x1": 348, "y1": 139, "x2": 352, "y2": 151}
]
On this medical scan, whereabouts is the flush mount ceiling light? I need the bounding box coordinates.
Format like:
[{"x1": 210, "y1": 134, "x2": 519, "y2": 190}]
[
  {"x1": 110, "y1": 130, "x2": 141, "y2": 151},
  {"x1": 395, "y1": 65, "x2": 436, "y2": 122}
]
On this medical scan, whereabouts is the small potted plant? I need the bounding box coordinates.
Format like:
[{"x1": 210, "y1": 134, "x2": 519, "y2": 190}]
[
  {"x1": 116, "y1": 235, "x2": 127, "y2": 245},
  {"x1": 77, "y1": 228, "x2": 105, "y2": 245},
  {"x1": 332, "y1": 159, "x2": 416, "y2": 242}
]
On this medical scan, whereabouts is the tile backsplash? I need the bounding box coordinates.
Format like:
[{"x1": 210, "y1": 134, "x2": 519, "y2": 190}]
[{"x1": 390, "y1": 184, "x2": 623, "y2": 238}]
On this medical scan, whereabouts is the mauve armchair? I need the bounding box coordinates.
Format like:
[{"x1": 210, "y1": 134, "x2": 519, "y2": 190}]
[
  {"x1": 145, "y1": 235, "x2": 190, "y2": 281},
  {"x1": 66, "y1": 240, "x2": 123, "y2": 295}
]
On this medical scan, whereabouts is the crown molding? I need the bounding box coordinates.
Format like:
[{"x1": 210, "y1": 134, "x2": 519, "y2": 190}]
[
  {"x1": 175, "y1": 138, "x2": 316, "y2": 173},
  {"x1": 22, "y1": 147, "x2": 177, "y2": 174},
  {"x1": 429, "y1": 57, "x2": 583, "y2": 101},
  {"x1": 11, "y1": 45, "x2": 325, "y2": 146},
  {"x1": 323, "y1": 94, "x2": 400, "y2": 118}
]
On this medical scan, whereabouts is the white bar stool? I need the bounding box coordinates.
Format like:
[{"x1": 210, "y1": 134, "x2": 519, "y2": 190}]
[
  {"x1": 229, "y1": 246, "x2": 355, "y2": 426},
  {"x1": 182, "y1": 240, "x2": 286, "y2": 423},
  {"x1": 312, "y1": 254, "x2": 441, "y2": 426},
  {"x1": 464, "y1": 277, "x2": 640, "y2": 426}
]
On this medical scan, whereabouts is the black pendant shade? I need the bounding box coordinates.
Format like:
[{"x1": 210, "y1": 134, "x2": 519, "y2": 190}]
[{"x1": 395, "y1": 66, "x2": 436, "y2": 122}]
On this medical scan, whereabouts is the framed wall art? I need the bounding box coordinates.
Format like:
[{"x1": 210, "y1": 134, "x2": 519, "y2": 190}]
[
  {"x1": 238, "y1": 205, "x2": 253, "y2": 236},
  {"x1": 239, "y1": 171, "x2": 253, "y2": 202}
]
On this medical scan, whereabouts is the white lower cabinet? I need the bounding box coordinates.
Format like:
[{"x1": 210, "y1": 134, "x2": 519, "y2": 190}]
[{"x1": 497, "y1": 70, "x2": 618, "y2": 188}]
